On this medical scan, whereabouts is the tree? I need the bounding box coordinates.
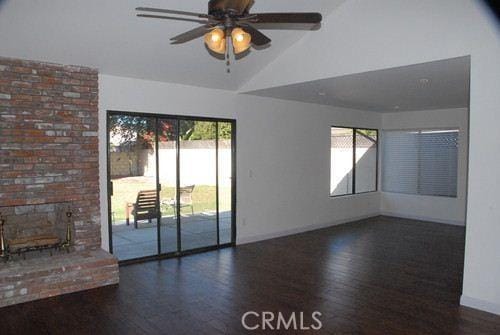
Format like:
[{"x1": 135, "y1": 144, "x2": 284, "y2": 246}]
[
  {"x1": 109, "y1": 115, "x2": 155, "y2": 150},
  {"x1": 187, "y1": 122, "x2": 232, "y2": 140},
  {"x1": 109, "y1": 115, "x2": 232, "y2": 149}
]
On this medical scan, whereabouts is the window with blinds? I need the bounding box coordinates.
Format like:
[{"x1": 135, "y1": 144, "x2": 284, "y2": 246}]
[{"x1": 381, "y1": 129, "x2": 459, "y2": 197}]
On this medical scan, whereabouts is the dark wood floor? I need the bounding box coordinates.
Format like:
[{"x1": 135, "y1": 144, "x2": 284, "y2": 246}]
[{"x1": 2, "y1": 216, "x2": 500, "y2": 334}]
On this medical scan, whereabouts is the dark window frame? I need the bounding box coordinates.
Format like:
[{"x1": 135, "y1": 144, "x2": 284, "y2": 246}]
[{"x1": 330, "y1": 126, "x2": 379, "y2": 198}]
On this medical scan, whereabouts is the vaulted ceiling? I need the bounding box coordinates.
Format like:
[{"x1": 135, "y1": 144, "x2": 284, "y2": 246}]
[
  {"x1": 0, "y1": 0, "x2": 344, "y2": 90},
  {"x1": 1, "y1": 0, "x2": 484, "y2": 113}
]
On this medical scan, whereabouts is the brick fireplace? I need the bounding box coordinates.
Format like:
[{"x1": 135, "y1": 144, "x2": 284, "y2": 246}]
[{"x1": 0, "y1": 57, "x2": 118, "y2": 307}]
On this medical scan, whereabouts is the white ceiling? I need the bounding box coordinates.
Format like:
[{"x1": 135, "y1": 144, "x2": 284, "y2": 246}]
[
  {"x1": 0, "y1": 0, "x2": 343, "y2": 90},
  {"x1": 245, "y1": 57, "x2": 471, "y2": 113}
]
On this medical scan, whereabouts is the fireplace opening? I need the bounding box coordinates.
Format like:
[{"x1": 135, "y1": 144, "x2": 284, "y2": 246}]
[{"x1": 0, "y1": 202, "x2": 75, "y2": 261}]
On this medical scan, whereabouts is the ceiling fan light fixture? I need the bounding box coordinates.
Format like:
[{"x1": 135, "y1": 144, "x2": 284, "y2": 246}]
[
  {"x1": 136, "y1": 2, "x2": 323, "y2": 61},
  {"x1": 204, "y1": 28, "x2": 226, "y2": 54},
  {"x1": 231, "y1": 27, "x2": 252, "y2": 54}
]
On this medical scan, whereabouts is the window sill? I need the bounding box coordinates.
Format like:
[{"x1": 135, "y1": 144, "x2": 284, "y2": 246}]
[
  {"x1": 330, "y1": 190, "x2": 379, "y2": 199},
  {"x1": 380, "y1": 191, "x2": 458, "y2": 199}
]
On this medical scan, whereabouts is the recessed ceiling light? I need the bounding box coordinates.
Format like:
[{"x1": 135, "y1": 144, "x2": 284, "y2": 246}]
[
  {"x1": 394, "y1": 105, "x2": 400, "y2": 110},
  {"x1": 419, "y1": 78, "x2": 430, "y2": 84},
  {"x1": 318, "y1": 92, "x2": 326, "y2": 96}
]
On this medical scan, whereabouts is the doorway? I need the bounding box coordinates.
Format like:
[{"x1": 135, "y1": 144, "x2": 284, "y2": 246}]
[{"x1": 106, "y1": 111, "x2": 236, "y2": 263}]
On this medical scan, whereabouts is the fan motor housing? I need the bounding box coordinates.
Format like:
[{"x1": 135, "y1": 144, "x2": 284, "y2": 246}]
[{"x1": 208, "y1": 0, "x2": 253, "y2": 17}]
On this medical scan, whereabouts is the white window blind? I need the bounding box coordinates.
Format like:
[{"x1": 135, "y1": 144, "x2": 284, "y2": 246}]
[{"x1": 382, "y1": 129, "x2": 459, "y2": 197}]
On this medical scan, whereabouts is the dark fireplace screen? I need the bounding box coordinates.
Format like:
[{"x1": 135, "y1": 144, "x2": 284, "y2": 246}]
[{"x1": 0, "y1": 202, "x2": 74, "y2": 261}]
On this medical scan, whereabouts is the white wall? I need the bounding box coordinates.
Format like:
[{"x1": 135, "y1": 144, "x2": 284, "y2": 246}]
[
  {"x1": 240, "y1": 0, "x2": 500, "y2": 315},
  {"x1": 380, "y1": 108, "x2": 469, "y2": 226},
  {"x1": 99, "y1": 74, "x2": 382, "y2": 251},
  {"x1": 139, "y1": 147, "x2": 232, "y2": 187}
]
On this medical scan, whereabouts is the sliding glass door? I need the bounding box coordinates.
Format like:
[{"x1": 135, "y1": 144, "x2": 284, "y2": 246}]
[
  {"x1": 179, "y1": 120, "x2": 218, "y2": 250},
  {"x1": 107, "y1": 112, "x2": 236, "y2": 262},
  {"x1": 108, "y1": 115, "x2": 159, "y2": 260},
  {"x1": 218, "y1": 122, "x2": 234, "y2": 244},
  {"x1": 158, "y1": 118, "x2": 178, "y2": 255}
]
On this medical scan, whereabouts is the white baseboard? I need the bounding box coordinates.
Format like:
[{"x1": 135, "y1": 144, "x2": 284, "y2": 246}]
[
  {"x1": 379, "y1": 211, "x2": 465, "y2": 226},
  {"x1": 461, "y1": 295, "x2": 500, "y2": 315},
  {"x1": 236, "y1": 213, "x2": 380, "y2": 245},
  {"x1": 236, "y1": 211, "x2": 465, "y2": 245}
]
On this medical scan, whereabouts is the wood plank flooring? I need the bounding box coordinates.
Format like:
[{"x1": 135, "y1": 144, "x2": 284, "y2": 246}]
[{"x1": 1, "y1": 216, "x2": 500, "y2": 334}]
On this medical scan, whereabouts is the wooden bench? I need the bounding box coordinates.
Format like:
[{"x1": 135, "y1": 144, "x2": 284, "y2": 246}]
[{"x1": 126, "y1": 190, "x2": 159, "y2": 229}]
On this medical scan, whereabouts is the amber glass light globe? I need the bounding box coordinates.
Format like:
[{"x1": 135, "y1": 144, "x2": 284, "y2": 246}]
[
  {"x1": 231, "y1": 28, "x2": 251, "y2": 54},
  {"x1": 204, "y1": 28, "x2": 226, "y2": 54}
]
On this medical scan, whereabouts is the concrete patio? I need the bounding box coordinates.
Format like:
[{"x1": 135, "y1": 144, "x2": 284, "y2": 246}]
[{"x1": 112, "y1": 211, "x2": 232, "y2": 260}]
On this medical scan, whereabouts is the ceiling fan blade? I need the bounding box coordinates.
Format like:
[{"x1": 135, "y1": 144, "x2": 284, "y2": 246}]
[
  {"x1": 246, "y1": 22, "x2": 322, "y2": 31},
  {"x1": 170, "y1": 25, "x2": 214, "y2": 44},
  {"x1": 239, "y1": 24, "x2": 271, "y2": 46},
  {"x1": 137, "y1": 14, "x2": 209, "y2": 25},
  {"x1": 136, "y1": 7, "x2": 209, "y2": 19},
  {"x1": 252, "y1": 13, "x2": 322, "y2": 24},
  {"x1": 243, "y1": 0, "x2": 255, "y2": 15}
]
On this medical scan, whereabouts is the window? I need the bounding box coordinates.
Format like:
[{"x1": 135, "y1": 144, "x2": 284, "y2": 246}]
[
  {"x1": 381, "y1": 129, "x2": 459, "y2": 197},
  {"x1": 330, "y1": 127, "x2": 378, "y2": 196}
]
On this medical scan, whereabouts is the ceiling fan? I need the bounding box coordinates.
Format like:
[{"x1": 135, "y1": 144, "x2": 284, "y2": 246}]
[{"x1": 136, "y1": 0, "x2": 323, "y2": 57}]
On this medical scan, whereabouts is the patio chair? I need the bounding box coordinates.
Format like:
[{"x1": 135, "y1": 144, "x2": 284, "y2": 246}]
[
  {"x1": 126, "y1": 190, "x2": 159, "y2": 229},
  {"x1": 161, "y1": 185, "x2": 195, "y2": 218}
]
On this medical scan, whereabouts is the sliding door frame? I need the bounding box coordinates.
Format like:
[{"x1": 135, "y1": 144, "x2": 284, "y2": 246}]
[{"x1": 106, "y1": 110, "x2": 237, "y2": 265}]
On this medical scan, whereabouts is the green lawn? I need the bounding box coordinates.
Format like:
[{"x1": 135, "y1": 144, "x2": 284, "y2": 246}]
[{"x1": 110, "y1": 177, "x2": 231, "y2": 224}]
